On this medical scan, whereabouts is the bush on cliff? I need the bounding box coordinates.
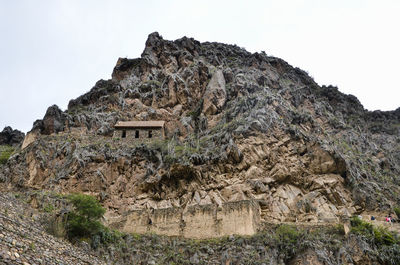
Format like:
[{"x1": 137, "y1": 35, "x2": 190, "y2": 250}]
[
  {"x1": 66, "y1": 193, "x2": 106, "y2": 239},
  {"x1": 394, "y1": 207, "x2": 400, "y2": 219},
  {"x1": 0, "y1": 145, "x2": 14, "y2": 164},
  {"x1": 274, "y1": 224, "x2": 304, "y2": 262},
  {"x1": 350, "y1": 216, "x2": 399, "y2": 246}
]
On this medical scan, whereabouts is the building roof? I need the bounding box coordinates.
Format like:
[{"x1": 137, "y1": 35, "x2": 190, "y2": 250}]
[{"x1": 114, "y1": 120, "x2": 165, "y2": 128}]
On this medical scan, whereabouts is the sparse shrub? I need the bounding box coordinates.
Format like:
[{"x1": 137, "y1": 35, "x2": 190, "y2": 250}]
[
  {"x1": 43, "y1": 204, "x2": 55, "y2": 213},
  {"x1": 394, "y1": 207, "x2": 400, "y2": 219},
  {"x1": 350, "y1": 216, "x2": 399, "y2": 246},
  {"x1": 274, "y1": 224, "x2": 303, "y2": 262},
  {"x1": 29, "y1": 242, "x2": 36, "y2": 250},
  {"x1": 66, "y1": 193, "x2": 106, "y2": 239},
  {"x1": 163, "y1": 154, "x2": 178, "y2": 165},
  {"x1": 91, "y1": 228, "x2": 124, "y2": 249},
  {"x1": 275, "y1": 224, "x2": 300, "y2": 244},
  {"x1": 0, "y1": 145, "x2": 14, "y2": 164},
  {"x1": 373, "y1": 225, "x2": 397, "y2": 245},
  {"x1": 350, "y1": 216, "x2": 373, "y2": 238},
  {"x1": 333, "y1": 223, "x2": 346, "y2": 235},
  {"x1": 378, "y1": 244, "x2": 400, "y2": 265}
]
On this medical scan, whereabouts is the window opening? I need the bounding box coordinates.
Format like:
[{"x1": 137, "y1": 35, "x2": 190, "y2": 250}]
[
  {"x1": 135, "y1": 130, "x2": 139, "y2": 138},
  {"x1": 122, "y1": 130, "x2": 126, "y2": 138},
  {"x1": 148, "y1": 130, "x2": 152, "y2": 138}
]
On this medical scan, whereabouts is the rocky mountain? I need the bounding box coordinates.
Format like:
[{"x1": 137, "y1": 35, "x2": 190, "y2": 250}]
[{"x1": 1, "y1": 32, "x2": 400, "y2": 264}]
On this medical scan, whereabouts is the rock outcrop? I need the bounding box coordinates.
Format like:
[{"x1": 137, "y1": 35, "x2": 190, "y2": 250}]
[
  {"x1": 32, "y1": 105, "x2": 67, "y2": 135},
  {"x1": 202, "y1": 69, "x2": 226, "y2": 115},
  {"x1": 0, "y1": 127, "x2": 24, "y2": 147}
]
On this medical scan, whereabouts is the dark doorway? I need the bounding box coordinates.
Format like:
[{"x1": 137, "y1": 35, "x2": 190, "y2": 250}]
[
  {"x1": 135, "y1": 130, "x2": 139, "y2": 138},
  {"x1": 122, "y1": 130, "x2": 126, "y2": 138},
  {"x1": 148, "y1": 130, "x2": 152, "y2": 138}
]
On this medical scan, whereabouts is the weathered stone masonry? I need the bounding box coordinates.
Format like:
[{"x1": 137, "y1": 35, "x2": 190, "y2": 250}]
[
  {"x1": 110, "y1": 200, "x2": 261, "y2": 239},
  {"x1": 113, "y1": 121, "x2": 165, "y2": 141}
]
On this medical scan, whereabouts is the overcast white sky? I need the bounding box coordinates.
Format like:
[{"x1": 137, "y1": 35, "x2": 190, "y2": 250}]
[{"x1": 0, "y1": 0, "x2": 399, "y2": 132}]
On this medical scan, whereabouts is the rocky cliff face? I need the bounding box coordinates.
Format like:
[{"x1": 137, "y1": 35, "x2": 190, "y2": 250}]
[{"x1": 1, "y1": 32, "x2": 399, "y2": 235}]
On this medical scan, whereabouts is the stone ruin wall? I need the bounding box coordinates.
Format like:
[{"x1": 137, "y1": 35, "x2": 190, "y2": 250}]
[
  {"x1": 114, "y1": 200, "x2": 261, "y2": 239},
  {"x1": 113, "y1": 127, "x2": 163, "y2": 141}
]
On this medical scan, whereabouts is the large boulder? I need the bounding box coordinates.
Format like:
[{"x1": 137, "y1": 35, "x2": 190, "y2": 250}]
[
  {"x1": 141, "y1": 32, "x2": 165, "y2": 66},
  {"x1": 32, "y1": 105, "x2": 67, "y2": 135}
]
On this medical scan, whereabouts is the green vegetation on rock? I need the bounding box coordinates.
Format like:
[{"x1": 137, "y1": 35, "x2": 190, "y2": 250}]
[
  {"x1": 0, "y1": 145, "x2": 14, "y2": 164},
  {"x1": 66, "y1": 193, "x2": 106, "y2": 239},
  {"x1": 350, "y1": 216, "x2": 400, "y2": 264},
  {"x1": 394, "y1": 207, "x2": 400, "y2": 219},
  {"x1": 350, "y1": 216, "x2": 399, "y2": 246},
  {"x1": 63, "y1": 193, "x2": 123, "y2": 249}
]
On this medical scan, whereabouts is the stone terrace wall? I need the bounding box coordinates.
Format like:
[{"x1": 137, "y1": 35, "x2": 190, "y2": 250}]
[{"x1": 118, "y1": 200, "x2": 261, "y2": 239}]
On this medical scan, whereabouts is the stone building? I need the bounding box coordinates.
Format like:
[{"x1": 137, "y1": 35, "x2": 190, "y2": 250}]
[{"x1": 113, "y1": 121, "x2": 165, "y2": 140}]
